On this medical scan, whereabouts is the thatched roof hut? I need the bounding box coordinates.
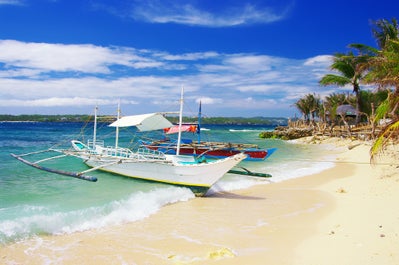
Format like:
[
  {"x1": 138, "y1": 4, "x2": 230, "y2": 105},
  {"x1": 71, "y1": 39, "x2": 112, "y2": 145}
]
[{"x1": 336, "y1": 104, "x2": 357, "y2": 117}]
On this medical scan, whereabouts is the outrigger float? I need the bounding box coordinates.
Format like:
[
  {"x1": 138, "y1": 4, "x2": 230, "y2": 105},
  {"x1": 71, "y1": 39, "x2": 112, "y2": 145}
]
[{"x1": 11, "y1": 89, "x2": 272, "y2": 196}]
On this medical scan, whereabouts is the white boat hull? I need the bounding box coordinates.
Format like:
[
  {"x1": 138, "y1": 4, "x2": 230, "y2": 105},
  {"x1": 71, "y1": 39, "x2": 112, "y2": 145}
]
[{"x1": 81, "y1": 152, "x2": 246, "y2": 196}]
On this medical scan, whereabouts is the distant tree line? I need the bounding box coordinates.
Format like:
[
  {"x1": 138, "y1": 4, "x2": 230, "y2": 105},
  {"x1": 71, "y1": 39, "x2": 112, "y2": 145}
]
[
  {"x1": 0, "y1": 114, "x2": 93, "y2": 122},
  {"x1": 167, "y1": 116, "x2": 287, "y2": 126},
  {"x1": 0, "y1": 114, "x2": 287, "y2": 126}
]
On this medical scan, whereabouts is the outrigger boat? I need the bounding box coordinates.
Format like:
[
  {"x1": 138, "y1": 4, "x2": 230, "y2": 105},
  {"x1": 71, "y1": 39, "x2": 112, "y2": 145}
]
[
  {"x1": 11, "y1": 90, "x2": 271, "y2": 196},
  {"x1": 141, "y1": 137, "x2": 276, "y2": 161},
  {"x1": 141, "y1": 102, "x2": 277, "y2": 161}
]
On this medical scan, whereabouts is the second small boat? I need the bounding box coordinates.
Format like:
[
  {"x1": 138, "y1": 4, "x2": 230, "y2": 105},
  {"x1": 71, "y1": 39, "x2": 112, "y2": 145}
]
[
  {"x1": 141, "y1": 137, "x2": 276, "y2": 161},
  {"x1": 141, "y1": 102, "x2": 277, "y2": 161}
]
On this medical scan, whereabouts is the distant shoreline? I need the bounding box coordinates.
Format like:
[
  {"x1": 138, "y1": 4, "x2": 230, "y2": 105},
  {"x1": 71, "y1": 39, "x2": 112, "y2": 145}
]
[{"x1": 0, "y1": 114, "x2": 288, "y2": 126}]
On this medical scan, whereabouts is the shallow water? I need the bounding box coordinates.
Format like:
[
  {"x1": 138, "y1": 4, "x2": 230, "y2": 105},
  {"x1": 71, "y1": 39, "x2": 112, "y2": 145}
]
[{"x1": 0, "y1": 122, "x2": 335, "y2": 245}]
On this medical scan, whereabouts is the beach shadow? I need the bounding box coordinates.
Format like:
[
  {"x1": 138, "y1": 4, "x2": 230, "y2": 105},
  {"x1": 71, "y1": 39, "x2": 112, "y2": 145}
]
[{"x1": 207, "y1": 191, "x2": 266, "y2": 200}]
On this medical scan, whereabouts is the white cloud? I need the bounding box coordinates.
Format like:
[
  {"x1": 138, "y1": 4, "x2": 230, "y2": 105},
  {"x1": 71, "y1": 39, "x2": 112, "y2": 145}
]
[
  {"x1": 0, "y1": 40, "x2": 335, "y2": 116},
  {"x1": 304, "y1": 55, "x2": 332, "y2": 66},
  {"x1": 0, "y1": 97, "x2": 137, "y2": 107},
  {"x1": 236, "y1": 84, "x2": 277, "y2": 93},
  {"x1": 0, "y1": 76, "x2": 187, "y2": 101},
  {"x1": 223, "y1": 54, "x2": 281, "y2": 72},
  {"x1": 0, "y1": 68, "x2": 42, "y2": 78},
  {"x1": 124, "y1": 0, "x2": 292, "y2": 27},
  {"x1": 161, "y1": 51, "x2": 219, "y2": 61},
  {"x1": 0, "y1": 0, "x2": 23, "y2": 5},
  {"x1": 0, "y1": 40, "x2": 161, "y2": 76},
  {"x1": 195, "y1": 97, "x2": 223, "y2": 105}
]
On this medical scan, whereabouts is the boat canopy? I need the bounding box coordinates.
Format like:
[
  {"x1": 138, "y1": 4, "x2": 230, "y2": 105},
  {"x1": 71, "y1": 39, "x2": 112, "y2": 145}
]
[{"x1": 109, "y1": 113, "x2": 173, "y2": 131}]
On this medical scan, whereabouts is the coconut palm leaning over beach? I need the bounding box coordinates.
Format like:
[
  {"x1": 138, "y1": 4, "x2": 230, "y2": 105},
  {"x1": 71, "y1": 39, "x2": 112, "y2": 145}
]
[
  {"x1": 347, "y1": 18, "x2": 399, "y2": 159},
  {"x1": 366, "y1": 19, "x2": 399, "y2": 159}
]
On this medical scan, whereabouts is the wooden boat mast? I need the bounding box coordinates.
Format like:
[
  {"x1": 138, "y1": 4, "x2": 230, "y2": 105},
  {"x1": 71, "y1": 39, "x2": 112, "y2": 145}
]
[
  {"x1": 176, "y1": 86, "x2": 184, "y2": 155},
  {"x1": 197, "y1": 101, "x2": 202, "y2": 144},
  {"x1": 115, "y1": 100, "x2": 121, "y2": 149},
  {"x1": 93, "y1": 105, "x2": 98, "y2": 147}
]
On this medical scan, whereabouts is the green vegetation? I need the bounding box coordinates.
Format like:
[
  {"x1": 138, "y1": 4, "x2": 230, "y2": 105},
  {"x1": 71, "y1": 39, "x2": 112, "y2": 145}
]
[
  {"x1": 0, "y1": 114, "x2": 287, "y2": 126},
  {"x1": 293, "y1": 18, "x2": 399, "y2": 158},
  {"x1": 167, "y1": 116, "x2": 287, "y2": 126},
  {"x1": 0, "y1": 114, "x2": 93, "y2": 122}
]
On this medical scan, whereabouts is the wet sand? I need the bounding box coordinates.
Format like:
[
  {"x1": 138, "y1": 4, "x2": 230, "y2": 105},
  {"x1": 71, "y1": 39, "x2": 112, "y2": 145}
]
[{"x1": 2, "y1": 137, "x2": 399, "y2": 265}]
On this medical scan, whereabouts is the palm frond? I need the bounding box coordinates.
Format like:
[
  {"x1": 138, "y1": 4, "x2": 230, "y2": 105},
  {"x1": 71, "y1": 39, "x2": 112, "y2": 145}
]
[
  {"x1": 349, "y1": 43, "x2": 379, "y2": 56},
  {"x1": 319, "y1": 74, "x2": 351, "y2": 86},
  {"x1": 370, "y1": 119, "x2": 399, "y2": 161},
  {"x1": 374, "y1": 99, "x2": 390, "y2": 122}
]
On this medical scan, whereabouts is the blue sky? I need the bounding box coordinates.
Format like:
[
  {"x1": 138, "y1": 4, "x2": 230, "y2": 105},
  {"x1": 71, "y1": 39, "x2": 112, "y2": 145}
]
[{"x1": 0, "y1": 0, "x2": 397, "y2": 117}]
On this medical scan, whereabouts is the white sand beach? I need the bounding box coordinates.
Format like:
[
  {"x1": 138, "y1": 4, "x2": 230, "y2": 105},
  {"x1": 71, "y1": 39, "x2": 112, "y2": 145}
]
[{"x1": 2, "y1": 137, "x2": 399, "y2": 265}]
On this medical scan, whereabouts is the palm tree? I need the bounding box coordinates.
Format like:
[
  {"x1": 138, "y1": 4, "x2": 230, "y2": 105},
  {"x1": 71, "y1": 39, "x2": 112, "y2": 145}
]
[
  {"x1": 319, "y1": 52, "x2": 365, "y2": 123},
  {"x1": 365, "y1": 40, "x2": 399, "y2": 114},
  {"x1": 372, "y1": 18, "x2": 399, "y2": 49},
  {"x1": 366, "y1": 19, "x2": 399, "y2": 95},
  {"x1": 306, "y1": 93, "x2": 321, "y2": 123},
  {"x1": 359, "y1": 90, "x2": 388, "y2": 119},
  {"x1": 364, "y1": 18, "x2": 399, "y2": 159},
  {"x1": 294, "y1": 97, "x2": 310, "y2": 123},
  {"x1": 294, "y1": 94, "x2": 321, "y2": 125}
]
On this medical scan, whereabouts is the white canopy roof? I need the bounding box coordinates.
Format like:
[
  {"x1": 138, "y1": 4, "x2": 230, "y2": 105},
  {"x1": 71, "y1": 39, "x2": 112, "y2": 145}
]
[{"x1": 109, "y1": 113, "x2": 173, "y2": 131}]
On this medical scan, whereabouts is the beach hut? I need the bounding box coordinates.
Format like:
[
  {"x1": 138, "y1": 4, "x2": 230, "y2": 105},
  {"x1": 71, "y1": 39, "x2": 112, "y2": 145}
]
[{"x1": 336, "y1": 104, "x2": 357, "y2": 117}]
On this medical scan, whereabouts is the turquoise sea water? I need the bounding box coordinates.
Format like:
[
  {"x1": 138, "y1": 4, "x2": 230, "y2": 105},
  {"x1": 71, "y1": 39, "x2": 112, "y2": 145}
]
[{"x1": 0, "y1": 122, "x2": 336, "y2": 245}]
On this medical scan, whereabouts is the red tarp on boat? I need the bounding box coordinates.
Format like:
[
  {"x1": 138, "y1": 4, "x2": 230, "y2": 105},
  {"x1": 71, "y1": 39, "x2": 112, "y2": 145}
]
[{"x1": 164, "y1": 125, "x2": 197, "y2": 134}]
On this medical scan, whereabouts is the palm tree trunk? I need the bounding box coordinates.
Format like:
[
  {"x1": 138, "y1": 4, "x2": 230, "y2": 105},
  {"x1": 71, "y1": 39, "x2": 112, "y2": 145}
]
[
  {"x1": 354, "y1": 84, "x2": 361, "y2": 124},
  {"x1": 339, "y1": 114, "x2": 352, "y2": 137},
  {"x1": 389, "y1": 87, "x2": 399, "y2": 119}
]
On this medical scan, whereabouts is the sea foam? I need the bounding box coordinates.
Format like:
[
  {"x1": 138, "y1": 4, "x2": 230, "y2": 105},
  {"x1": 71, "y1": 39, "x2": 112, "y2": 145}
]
[{"x1": 0, "y1": 187, "x2": 194, "y2": 244}]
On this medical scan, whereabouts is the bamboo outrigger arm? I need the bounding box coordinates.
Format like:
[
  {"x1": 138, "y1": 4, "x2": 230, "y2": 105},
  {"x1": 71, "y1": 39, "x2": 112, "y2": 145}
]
[{"x1": 10, "y1": 153, "x2": 98, "y2": 182}]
